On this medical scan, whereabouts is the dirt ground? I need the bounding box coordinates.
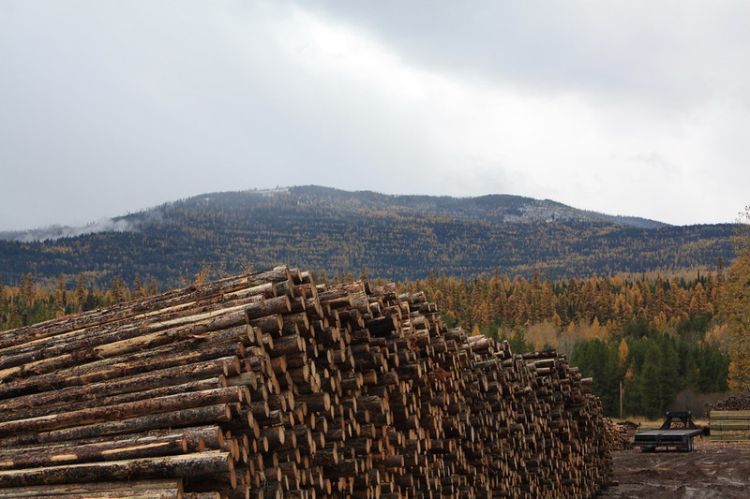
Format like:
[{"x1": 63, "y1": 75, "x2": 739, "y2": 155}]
[{"x1": 601, "y1": 439, "x2": 750, "y2": 498}]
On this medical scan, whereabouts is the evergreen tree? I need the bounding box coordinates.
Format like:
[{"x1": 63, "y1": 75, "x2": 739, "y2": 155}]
[
  {"x1": 75, "y1": 274, "x2": 87, "y2": 312},
  {"x1": 639, "y1": 343, "x2": 663, "y2": 418}
]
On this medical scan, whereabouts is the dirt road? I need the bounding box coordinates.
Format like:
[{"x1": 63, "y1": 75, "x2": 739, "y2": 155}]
[{"x1": 602, "y1": 440, "x2": 750, "y2": 498}]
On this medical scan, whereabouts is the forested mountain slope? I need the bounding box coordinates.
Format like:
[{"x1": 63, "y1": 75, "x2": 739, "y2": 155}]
[{"x1": 0, "y1": 186, "x2": 735, "y2": 286}]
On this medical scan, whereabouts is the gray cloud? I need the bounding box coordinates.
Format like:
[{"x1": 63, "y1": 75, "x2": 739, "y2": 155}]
[
  {"x1": 305, "y1": 1, "x2": 750, "y2": 109},
  {"x1": 0, "y1": 1, "x2": 748, "y2": 229}
]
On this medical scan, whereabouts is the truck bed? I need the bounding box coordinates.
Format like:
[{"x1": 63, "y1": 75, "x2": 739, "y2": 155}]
[{"x1": 634, "y1": 429, "x2": 703, "y2": 451}]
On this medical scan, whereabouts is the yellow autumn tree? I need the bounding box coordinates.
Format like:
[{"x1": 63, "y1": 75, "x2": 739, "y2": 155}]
[
  {"x1": 588, "y1": 317, "x2": 608, "y2": 341},
  {"x1": 617, "y1": 338, "x2": 629, "y2": 368},
  {"x1": 722, "y1": 206, "x2": 750, "y2": 391}
]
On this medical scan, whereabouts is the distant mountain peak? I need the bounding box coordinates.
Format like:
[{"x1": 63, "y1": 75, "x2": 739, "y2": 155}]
[
  {"x1": 0, "y1": 185, "x2": 732, "y2": 286},
  {"x1": 281, "y1": 186, "x2": 668, "y2": 229},
  {"x1": 0, "y1": 185, "x2": 668, "y2": 243}
]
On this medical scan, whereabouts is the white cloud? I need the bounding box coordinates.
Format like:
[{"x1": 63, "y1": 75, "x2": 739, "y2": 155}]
[
  {"x1": 0, "y1": 1, "x2": 747, "y2": 229},
  {"x1": 4, "y1": 218, "x2": 135, "y2": 243}
]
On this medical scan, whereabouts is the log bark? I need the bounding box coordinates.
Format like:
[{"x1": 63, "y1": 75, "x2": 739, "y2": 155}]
[
  {"x1": 0, "y1": 376, "x2": 228, "y2": 422},
  {"x1": 0, "y1": 387, "x2": 245, "y2": 435},
  {"x1": 0, "y1": 434, "x2": 189, "y2": 469},
  {"x1": 0, "y1": 451, "x2": 233, "y2": 487},
  {"x1": 0, "y1": 426, "x2": 223, "y2": 458},
  {"x1": 2, "y1": 404, "x2": 233, "y2": 446},
  {"x1": 0, "y1": 309, "x2": 250, "y2": 383},
  {"x1": 0, "y1": 345, "x2": 242, "y2": 400},
  {"x1": 0, "y1": 357, "x2": 238, "y2": 418},
  {"x1": 0, "y1": 479, "x2": 183, "y2": 498}
]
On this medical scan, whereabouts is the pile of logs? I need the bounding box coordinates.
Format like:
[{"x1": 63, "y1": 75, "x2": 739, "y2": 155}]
[
  {"x1": 0, "y1": 266, "x2": 611, "y2": 498},
  {"x1": 710, "y1": 392, "x2": 750, "y2": 411},
  {"x1": 604, "y1": 420, "x2": 637, "y2": 451}
]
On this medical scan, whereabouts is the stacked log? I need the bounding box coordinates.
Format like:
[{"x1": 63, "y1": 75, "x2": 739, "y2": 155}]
[
  {"x1": 710, "y1": 391, "x2": 750, "y2": 411},
  {"x1": 604, "y1": 420, "x2": 636, "y2": 451},
  {"x1": 0, "y1": 266, "x2": 610, "y2": 498},
  {"x1": 709, "y1": 393, "x2": 750, "y2": 441}
]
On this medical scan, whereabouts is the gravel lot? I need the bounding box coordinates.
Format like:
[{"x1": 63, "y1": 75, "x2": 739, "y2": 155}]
[{"x1": 601, "y1": 440, "x2": 750, "y2": 498}]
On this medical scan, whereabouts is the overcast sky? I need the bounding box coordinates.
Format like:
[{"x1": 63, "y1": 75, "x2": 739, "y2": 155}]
[{"x1": 1, "y1": 1, "x2": 749, "y2": 230}]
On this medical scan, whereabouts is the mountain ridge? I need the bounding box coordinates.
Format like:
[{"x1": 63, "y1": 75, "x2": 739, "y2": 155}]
[
  {"x1": 0, "y1": 185, "x2": 667, "y2": 242},
  {"x1": 0, "y1": 186, "x2": 734, "y2": 286}
]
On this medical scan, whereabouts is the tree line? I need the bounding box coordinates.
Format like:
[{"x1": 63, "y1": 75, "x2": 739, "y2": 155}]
[
  {"x1": 0, "y1": 273, "x2": 158, "y2": 331},
  {"x1": 400, "y1": 269, "x2": 733, "y2": 417}
]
